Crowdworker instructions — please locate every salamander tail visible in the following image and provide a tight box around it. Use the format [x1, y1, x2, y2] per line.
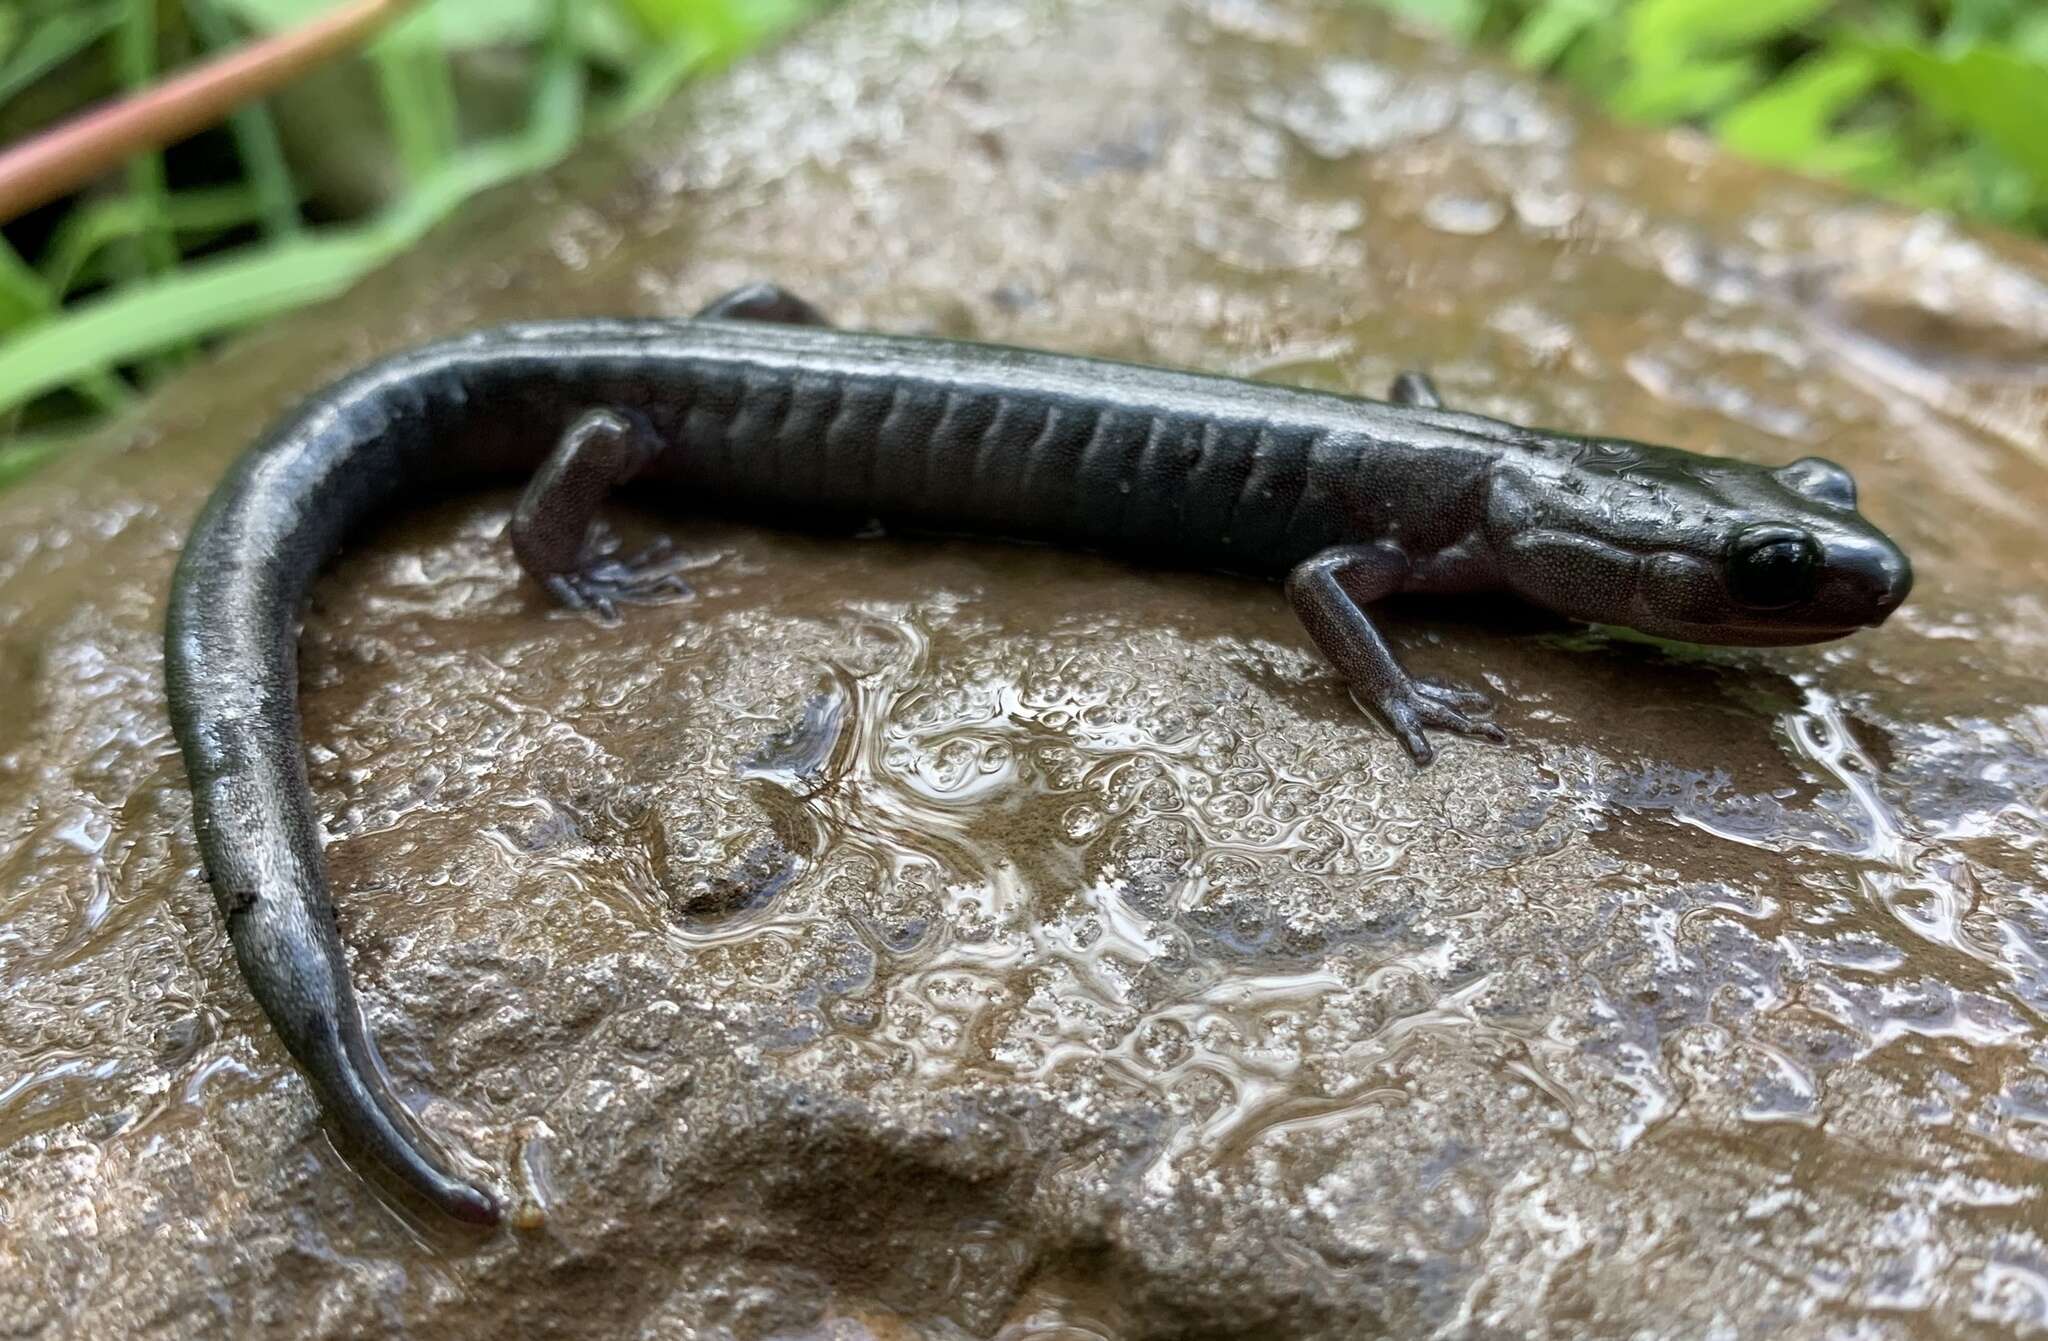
[294, 989, 502, 1225]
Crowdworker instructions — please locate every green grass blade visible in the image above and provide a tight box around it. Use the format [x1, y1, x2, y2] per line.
[0, 237, 52, 329]
[184, 0, 304, 238]
[1876, 42, 2048, 186]
[371, 40, 454, 185]
[1714, 50, 1892, 178]
[41, 187, 268, 296]
[113, 0, 181, 280]
[0, 4, 124, 107]
[0, 233, 382, 415]
[604, 36, 709, 127]
[1508, 0, 1618, 71]
[1624, 0, 1832, 71]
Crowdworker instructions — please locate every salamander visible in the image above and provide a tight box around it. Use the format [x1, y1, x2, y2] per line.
[163, 284, 1913, 1224]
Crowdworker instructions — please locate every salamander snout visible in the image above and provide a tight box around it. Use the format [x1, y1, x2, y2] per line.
[1838, 536, 1913, 626]
[1670, 512, 1912, 645]
[1709, 520, 1914, 642]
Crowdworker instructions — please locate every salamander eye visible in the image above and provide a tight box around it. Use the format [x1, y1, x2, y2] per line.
[1727, 525, 1822, 609]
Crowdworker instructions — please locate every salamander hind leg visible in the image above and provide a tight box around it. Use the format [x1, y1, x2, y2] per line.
[510, 408, 689, 621]
[1285, 543, 1505, 765]
[694, 282, 832, 326]
[1388, 371, 1445, 408]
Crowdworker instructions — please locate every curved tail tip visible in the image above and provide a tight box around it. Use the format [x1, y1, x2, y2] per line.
[355, 1102, 503, 1227]
[438, 1179, 503, 1226]
[346, 1090, 504, 1227]
[360, 1101, 504, 1227]
[306, 1019, 504, 1227]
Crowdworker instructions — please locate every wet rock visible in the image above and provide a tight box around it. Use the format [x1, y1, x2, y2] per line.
[3, 0, 2048, 1336]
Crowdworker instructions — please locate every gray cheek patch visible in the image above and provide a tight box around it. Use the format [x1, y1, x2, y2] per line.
[1503, 528, 1640, 579]
[1635, 551, 1717, 624]
[1501, 529, 1644, 621]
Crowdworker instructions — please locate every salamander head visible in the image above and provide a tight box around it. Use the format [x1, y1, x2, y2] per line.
[1484, 440, 1912, 647]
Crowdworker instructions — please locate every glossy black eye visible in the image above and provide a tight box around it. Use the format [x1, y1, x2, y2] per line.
[1727, 526, 1822, 609]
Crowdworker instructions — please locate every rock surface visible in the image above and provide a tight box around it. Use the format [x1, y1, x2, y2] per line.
[5, 0, 2048, 1336]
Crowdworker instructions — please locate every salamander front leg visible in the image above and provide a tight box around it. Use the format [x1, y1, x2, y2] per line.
[509, 408, 687, 620]
[1286, 543, 1505, 765]
[1388, 371, 1445, 408]
[695, 282, 831, 326]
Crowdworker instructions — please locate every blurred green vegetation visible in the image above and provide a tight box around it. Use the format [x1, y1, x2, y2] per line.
[0, 0, 819, 486]
[1362, 0, 2048, 232]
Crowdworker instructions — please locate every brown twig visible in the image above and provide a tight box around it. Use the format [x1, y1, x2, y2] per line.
[0, 0, 424, 224]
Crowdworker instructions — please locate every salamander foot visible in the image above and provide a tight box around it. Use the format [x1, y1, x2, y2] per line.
[541, 538, 691, 622]
[694, 282, 831, 326]
[1388, 371, 1445, 408]
[1286, 542, 1508, 766]
[1371, 676, 1507, 766]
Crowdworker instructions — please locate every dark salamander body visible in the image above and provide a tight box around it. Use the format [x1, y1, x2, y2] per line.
[164, 285, 1912, 1224]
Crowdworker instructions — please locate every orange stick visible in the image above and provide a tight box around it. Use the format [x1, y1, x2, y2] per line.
[0, 0, 423, 223]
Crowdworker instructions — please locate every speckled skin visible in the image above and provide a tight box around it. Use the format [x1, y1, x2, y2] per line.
[163, 287, 1912, 1225]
